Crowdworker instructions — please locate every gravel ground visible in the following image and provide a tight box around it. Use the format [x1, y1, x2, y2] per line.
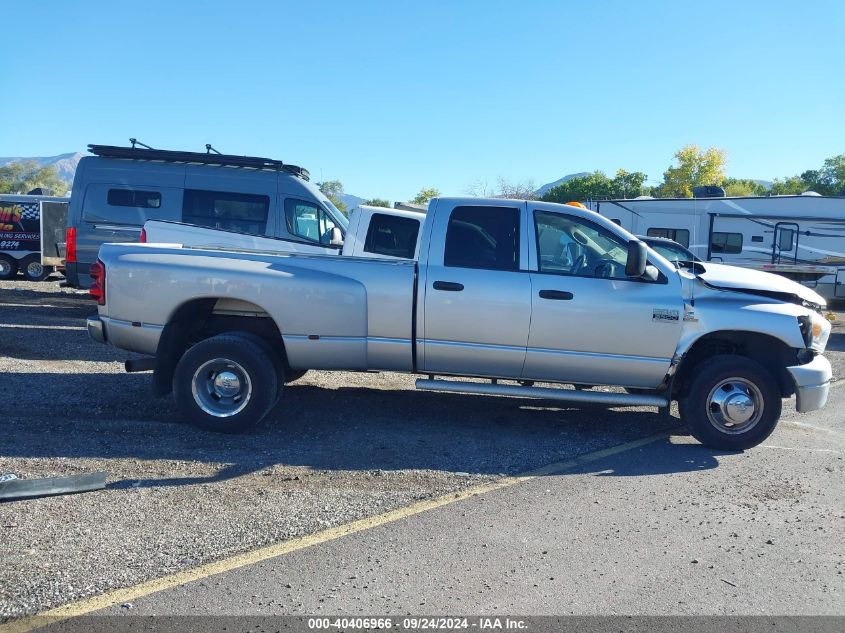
[0, 278, 691, 619]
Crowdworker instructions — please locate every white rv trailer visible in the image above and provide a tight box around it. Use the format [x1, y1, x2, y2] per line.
[587, 194, 845, 301]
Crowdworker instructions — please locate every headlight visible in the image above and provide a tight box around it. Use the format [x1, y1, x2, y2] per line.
[798, 312, 831, 352]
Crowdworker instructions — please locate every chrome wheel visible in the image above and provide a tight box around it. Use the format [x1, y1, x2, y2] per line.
[26, 261, 44, 278]
[0, 260, 12, 276]
[706, 377, 764, 434]
[191, 358, 253, 418]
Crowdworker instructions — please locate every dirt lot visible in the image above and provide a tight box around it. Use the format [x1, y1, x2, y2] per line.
[1, 277, 843, 619]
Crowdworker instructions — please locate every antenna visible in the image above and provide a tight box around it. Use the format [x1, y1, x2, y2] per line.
[129, 138, 154, 150]
[205, 144, 222, 155]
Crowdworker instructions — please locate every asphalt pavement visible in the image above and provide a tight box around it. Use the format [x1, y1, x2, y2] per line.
[96, 384, 845, 617]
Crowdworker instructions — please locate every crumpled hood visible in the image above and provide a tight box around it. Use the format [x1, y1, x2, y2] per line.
[694, 262, 826, 308]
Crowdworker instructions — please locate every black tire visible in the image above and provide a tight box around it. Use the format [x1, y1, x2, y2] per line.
[679, 354, 782, 451]
[20, 255, 51, 281]
[0, 254, 19, 280]
[173, 333, 278, 433]
[221, 331, 290, 406]
[285, 369, 308, 383]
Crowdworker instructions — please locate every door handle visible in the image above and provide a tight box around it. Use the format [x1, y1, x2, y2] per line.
[538, 290, 574, 300]
[433, 281, 464, 292]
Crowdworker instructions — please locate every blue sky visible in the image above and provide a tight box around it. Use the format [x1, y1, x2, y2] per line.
[1, 0, 843, 201]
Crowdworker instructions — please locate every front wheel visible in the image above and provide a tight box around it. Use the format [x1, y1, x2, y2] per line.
[173, 334, 278, 433]
[679, 354, 782, 451]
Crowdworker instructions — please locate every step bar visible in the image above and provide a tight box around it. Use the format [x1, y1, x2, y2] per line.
[415, 378, 669, 407]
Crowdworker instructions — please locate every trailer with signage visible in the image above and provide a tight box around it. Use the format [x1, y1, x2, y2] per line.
[0, 193, 68, 281]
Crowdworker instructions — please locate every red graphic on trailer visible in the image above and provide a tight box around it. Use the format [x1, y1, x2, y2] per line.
[0, 202, 40, 251]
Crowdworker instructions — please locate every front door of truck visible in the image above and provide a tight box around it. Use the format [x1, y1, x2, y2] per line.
[523, 204, 682, 389]
[421, 203, 532, 377]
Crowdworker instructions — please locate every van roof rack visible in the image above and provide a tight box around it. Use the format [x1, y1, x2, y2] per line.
[87, 143, 310, 181]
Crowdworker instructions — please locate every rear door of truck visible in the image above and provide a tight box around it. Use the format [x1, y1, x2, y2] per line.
[418, 200, 532, 377]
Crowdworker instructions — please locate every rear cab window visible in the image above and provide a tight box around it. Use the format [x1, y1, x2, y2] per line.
[444, 206, 520, 271]
[364, 213, 420, 259]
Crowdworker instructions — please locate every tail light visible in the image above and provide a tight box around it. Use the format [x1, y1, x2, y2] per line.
[139, 227, 147, 243]
[89, 260, 106, 305]
[65, 227, 77, 263]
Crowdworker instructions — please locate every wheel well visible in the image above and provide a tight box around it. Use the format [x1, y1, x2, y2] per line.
[153, 298, 287, 397]
[673, 331, 799, 399]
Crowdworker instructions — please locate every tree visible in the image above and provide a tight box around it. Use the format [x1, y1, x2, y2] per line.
[769, 154, 845, 196]
[0, 160, 69, 196]
[542, 171, 613, 203]
[495, 176, 538, 200]
[722, 178, 768, 197]
[655, 145, 727, 198]
[318, 179, 347, 214]
[820, 154, 845, 194]
[410, 187, 440, 205]
[541, 169, 647, 203]
[769, 175, 806, 195]
[364, 198, 391, 208]
[611, 169, 647, 198]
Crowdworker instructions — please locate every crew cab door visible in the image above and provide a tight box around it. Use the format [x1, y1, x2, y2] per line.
[420, 202, 532, 377]
[524, 203, 682, 388]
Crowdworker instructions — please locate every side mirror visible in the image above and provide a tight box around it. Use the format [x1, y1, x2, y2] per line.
[625, 240, 648, 277]
[329, 227, 344, 247]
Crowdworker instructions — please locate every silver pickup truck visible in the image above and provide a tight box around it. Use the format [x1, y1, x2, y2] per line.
[87, 197, 833, 450]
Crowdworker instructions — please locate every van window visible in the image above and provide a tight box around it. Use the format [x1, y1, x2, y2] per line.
[710, 232, 743, 254]
[364, 213, 420, 259]
[108, 189, 161, 209]
[646, 227, 690, 247]
[284, 198, 339, 245]
[444, 206, 519, 271]
[182, 189, 269, 234]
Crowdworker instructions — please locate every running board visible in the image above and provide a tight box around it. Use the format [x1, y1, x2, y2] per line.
[415, 378, 669, 407]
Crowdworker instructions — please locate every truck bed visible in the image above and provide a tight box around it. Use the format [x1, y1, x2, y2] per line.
[96, 242, 417, 371]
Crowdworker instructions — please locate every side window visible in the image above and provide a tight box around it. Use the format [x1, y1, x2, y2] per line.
[444, 206, 519, 271]
[778, 228, 795, 251]
[711, 232, 743, 254]
[364, 213, 420, 259]
[108, 189, 161, 209]
[182, 189, 269, 234]
[534, 210, 630, 279]
[284, 199, 338, 245]
[647, 227, 690, 247]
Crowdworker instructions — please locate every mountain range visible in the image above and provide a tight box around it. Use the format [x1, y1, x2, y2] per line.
[0, 152, 84, 184]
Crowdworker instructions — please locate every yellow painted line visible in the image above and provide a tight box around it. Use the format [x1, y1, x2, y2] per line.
[1, 432, 668, 633]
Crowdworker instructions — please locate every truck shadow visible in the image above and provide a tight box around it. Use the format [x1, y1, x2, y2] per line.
[1, 372, 723, 487]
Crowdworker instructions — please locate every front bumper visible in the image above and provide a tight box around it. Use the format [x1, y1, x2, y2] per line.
[787, 354, 832, 413]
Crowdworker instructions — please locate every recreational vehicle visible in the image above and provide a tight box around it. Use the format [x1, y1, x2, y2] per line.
[588, 194, 845, 301]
